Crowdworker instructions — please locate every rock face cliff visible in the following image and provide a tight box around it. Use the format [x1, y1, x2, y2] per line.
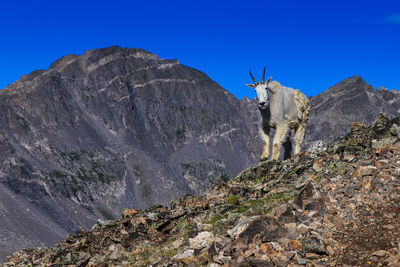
[306, 75, 400, 145]
[0, 46, 260, 261]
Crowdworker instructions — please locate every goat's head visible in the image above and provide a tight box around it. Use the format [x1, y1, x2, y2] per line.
[245, 67, 272, 109]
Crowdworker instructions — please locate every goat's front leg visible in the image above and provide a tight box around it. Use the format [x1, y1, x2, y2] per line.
[272, 124, 290, 161]
[260, 124, 270, 161]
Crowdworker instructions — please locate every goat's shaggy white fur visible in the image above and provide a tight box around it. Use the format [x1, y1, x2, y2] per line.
[246, 69, 310, 160]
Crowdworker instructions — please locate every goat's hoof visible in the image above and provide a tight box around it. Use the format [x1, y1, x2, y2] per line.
[260, 157, 269, 162]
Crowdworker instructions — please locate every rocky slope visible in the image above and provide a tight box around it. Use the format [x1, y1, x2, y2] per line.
[3, 115, 400, 266]
[0, 46, 260, 261]
[306, 75, 400, 145]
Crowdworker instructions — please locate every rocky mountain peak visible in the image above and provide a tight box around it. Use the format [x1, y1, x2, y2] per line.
[306, 75, 400, 145]
[331, 75, 366, 90]
[340, 74, 365, 85]
[311, 75, 369, 103]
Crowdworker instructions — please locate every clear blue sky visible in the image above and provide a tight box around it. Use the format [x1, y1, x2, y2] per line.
[0, 0, 399, 99]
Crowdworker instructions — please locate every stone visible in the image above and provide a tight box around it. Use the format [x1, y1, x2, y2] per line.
[372, 250, 387, 257]
[295, 175, 312, 189]
[122, 209, 140, 218]
[96, 219, 113, 226]
[353, 165, 378, 177]
[351, 121, 367, 132]
[197, 223, 212, 231]
[259, 243, 272, 253]
[132, 217, 150, 226]
[361, 177, 374, 190]
[238, 216, 288, 243]
[306, 252, 320, 259]
[297, 224, 309, 235]
[383, 224, 395, 230]
[239, 259, 274, 266]
[227, 216, 261, 239]
[108, 244, 127, 260]
[313, 159, 324, 172]
[308, 140, 328, 155]
[343, 153, 355, 162]
[189, 231, 215, 249]
[326, 245, 334, 255]
[302, 237, 326, 255]
[297, 257, 307, 265]
[166, 238, 185, 250]
[295, 183, 316, 209]
[285, 251, 296, 260]
[285, 223, 299, 239]
[288, 240, 302, 250]
[172, 249, 195, 262]
[377, 173, 391, 180]
[147, 213, 159, 220]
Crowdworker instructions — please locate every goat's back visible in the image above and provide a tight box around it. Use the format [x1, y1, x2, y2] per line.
[268, 81, 308, 127]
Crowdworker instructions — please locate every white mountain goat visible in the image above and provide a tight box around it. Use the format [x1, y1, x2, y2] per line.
[246, 68, 310, 161]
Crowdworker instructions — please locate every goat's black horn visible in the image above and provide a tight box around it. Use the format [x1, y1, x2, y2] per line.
[249, 70, 257, 85]
[262, 66, 266, 84]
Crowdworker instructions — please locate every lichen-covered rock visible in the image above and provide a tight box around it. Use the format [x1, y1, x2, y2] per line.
[308, 140, 328, 155]
[189, 231, 214, 249]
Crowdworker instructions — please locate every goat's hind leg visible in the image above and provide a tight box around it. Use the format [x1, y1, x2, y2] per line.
[294, 123, 306, 154]
[260, 125, 270, 161]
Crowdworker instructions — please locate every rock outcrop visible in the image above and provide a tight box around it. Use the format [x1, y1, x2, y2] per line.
[4, 116, 400, 266]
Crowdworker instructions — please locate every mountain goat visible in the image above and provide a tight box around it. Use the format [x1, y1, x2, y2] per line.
[246, 68, 310, 161]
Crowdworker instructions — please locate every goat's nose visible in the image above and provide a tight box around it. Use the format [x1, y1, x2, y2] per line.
[259, 102, 266, 106]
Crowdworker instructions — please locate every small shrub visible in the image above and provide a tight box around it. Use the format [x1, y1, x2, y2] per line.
[163, 249, 178, 258]
[221, 173, 230, 182]
[68, 151, 81, 161]
[208, 214, 222, 225]
[226, 195, 240, 205]
[176, 127, 186, 140]
[49, 170, 66, 178]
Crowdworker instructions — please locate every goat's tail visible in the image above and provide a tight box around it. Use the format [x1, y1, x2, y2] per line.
[294, 90, 310, 123]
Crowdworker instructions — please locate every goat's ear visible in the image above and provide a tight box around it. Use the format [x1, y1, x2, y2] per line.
[245, 84, 255, 88]
[266, 76, 273, 85]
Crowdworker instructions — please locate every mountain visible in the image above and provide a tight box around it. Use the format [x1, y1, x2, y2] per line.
[306, 75, 400, 145]
[0, 46, 260, 261]
[3, 116, 400, 266]
[0, 46, 399, 262]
